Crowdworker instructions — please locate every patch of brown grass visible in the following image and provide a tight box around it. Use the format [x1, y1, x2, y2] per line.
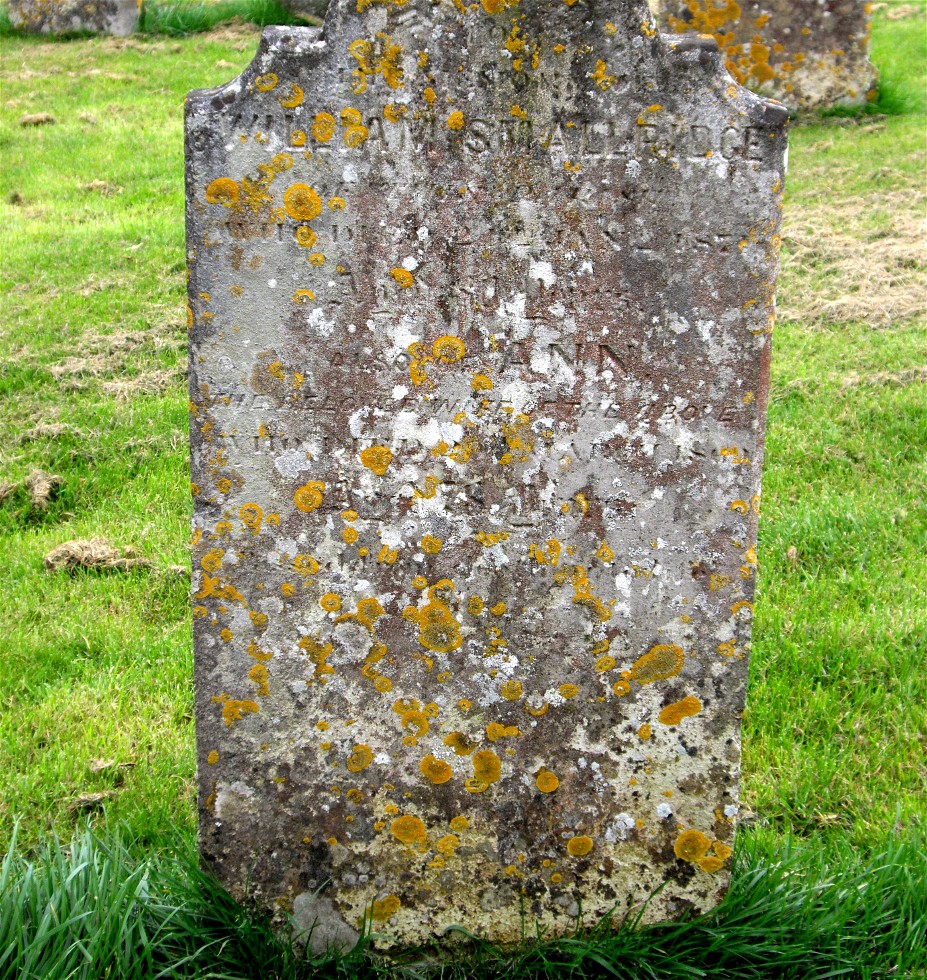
[17, 422, 82, 444]
[47, 322, 186, 393]
[0, 470, 64, 509]
[779, 187, 927, 327]
[25, 471, 63, 510]
[44, 538, 152, 573]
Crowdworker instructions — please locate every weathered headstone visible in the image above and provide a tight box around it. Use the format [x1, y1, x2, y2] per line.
[9, 0, 140, 35]
[186, 0, 786, 950]
[651, 0, 877, 111]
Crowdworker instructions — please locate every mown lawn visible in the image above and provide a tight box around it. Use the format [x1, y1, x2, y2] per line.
[0, 1, 925, 977]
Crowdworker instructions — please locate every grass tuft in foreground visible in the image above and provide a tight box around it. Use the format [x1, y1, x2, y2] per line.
[2, 824, 925, 979]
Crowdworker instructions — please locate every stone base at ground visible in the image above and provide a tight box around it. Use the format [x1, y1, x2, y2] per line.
[651, 0, 878, 110]
[9, 0, 140, 36]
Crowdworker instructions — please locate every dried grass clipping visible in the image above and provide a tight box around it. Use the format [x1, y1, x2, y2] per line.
[0, 470, 63, 509]
[26, 471, 63, 511]
[779, 185, 927, 328]
[44, 539, 152, 573]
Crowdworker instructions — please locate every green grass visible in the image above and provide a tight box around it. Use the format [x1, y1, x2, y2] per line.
[0, 0, 925, 975]
[3, 823, 925, 979]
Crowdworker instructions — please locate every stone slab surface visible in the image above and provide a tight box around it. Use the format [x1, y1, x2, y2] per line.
[186, 0, 787, 950]
[651, 0, 877, 110]
[9, 0, 139, 35]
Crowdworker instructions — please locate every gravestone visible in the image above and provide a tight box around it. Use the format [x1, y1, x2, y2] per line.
[9, 0, 140, 35]
[650, 0, 877, 111]
[186, 0, 787, 950]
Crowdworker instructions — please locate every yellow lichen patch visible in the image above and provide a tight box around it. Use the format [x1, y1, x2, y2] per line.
[312, 112, 335, 142]
[403, 580, 462, 653]
[390, 814, 427, 847]
[344, 125, 369, 147]
[444, 731, 476, 755]
[211, 693, 259, 728]
[371, 894, 400, 920]
[713, 841, 733, 861]
[475, 530, 509, 547]
[449, 815, 469, 831]
[447, 111, 464, 130]
[342, 527, 359, 544]
[255, 72, 278, 91]
[471, 372, 493, 390]
[613, 679, 631, 696]
[486, 722, 519, 742]
[205, 177, 239, 207]
[658, 695, 702, 726]
[294, 481, 325, 513]
[207, 750, 219, 765]
[320, 593, 342, 613]
[697, 855, 725, 873]
[567, 835, 594, 857]
[630, 644, 685, 685]
[432, 335, 466, 363]
[399, 709, 430, 743]
[592, 60, 616, 90]
[558, 683, 578, 699]
[595, 655, 617, 674]
[248, 664, 270, 696]
[389, 267, 414, 289]
[335, 597, 384, 631]
[384, 102, 408, 122]
[278, 83, 303, 108]
[570, 566, 612, 621]
[419, 754, 453, 784]
[299, 636, 334, 682]
[201, 548, 224, 573]
[360, 445, 393, 476]
[467, 596, 484, 615]
[499, 679, 523, 701]
[293, 553, 320, 577]
[465, 749, 501, 793]
[412, 575, 429, 589]
[529, 540, 562, 566]
[346, 744, 373, 772]
[673, 829, 712, 862]
[283, 183, 322, 221]
[637, 723, 652, 740]
[295, 225, 317, 249]
[490, 602, 506, 617]
[292, 289, 315, 303]
[436, 834, 459, 856]
[535, 768, 559, 793]
[377, 545, 399, 564]
[421, 534, 442, 554]
[596, 542, 615, 563]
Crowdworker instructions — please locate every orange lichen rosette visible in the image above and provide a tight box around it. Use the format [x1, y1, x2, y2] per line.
[283, 183, 322, 221]
[360, 445, 393, 476]
[294, 480, 325, 513]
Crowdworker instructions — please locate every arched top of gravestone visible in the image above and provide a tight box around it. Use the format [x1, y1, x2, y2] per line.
[187, 0, 788, 155]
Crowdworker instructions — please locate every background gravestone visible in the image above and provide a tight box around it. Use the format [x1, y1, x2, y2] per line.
[9, 0, 140, 35]
[650, 0, 878, 111]
[186, 0, 787, 949]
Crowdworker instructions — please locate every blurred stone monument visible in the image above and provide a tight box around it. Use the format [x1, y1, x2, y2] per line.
[9, 0, 140, 35]
[651, 0, 878, 110]
[186, 0, 787, 951]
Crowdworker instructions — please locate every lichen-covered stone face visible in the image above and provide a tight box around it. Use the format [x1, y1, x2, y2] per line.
[186, 0, 787, 951]
[651, 0, 877, 111]
[9, 0, 139, 35]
